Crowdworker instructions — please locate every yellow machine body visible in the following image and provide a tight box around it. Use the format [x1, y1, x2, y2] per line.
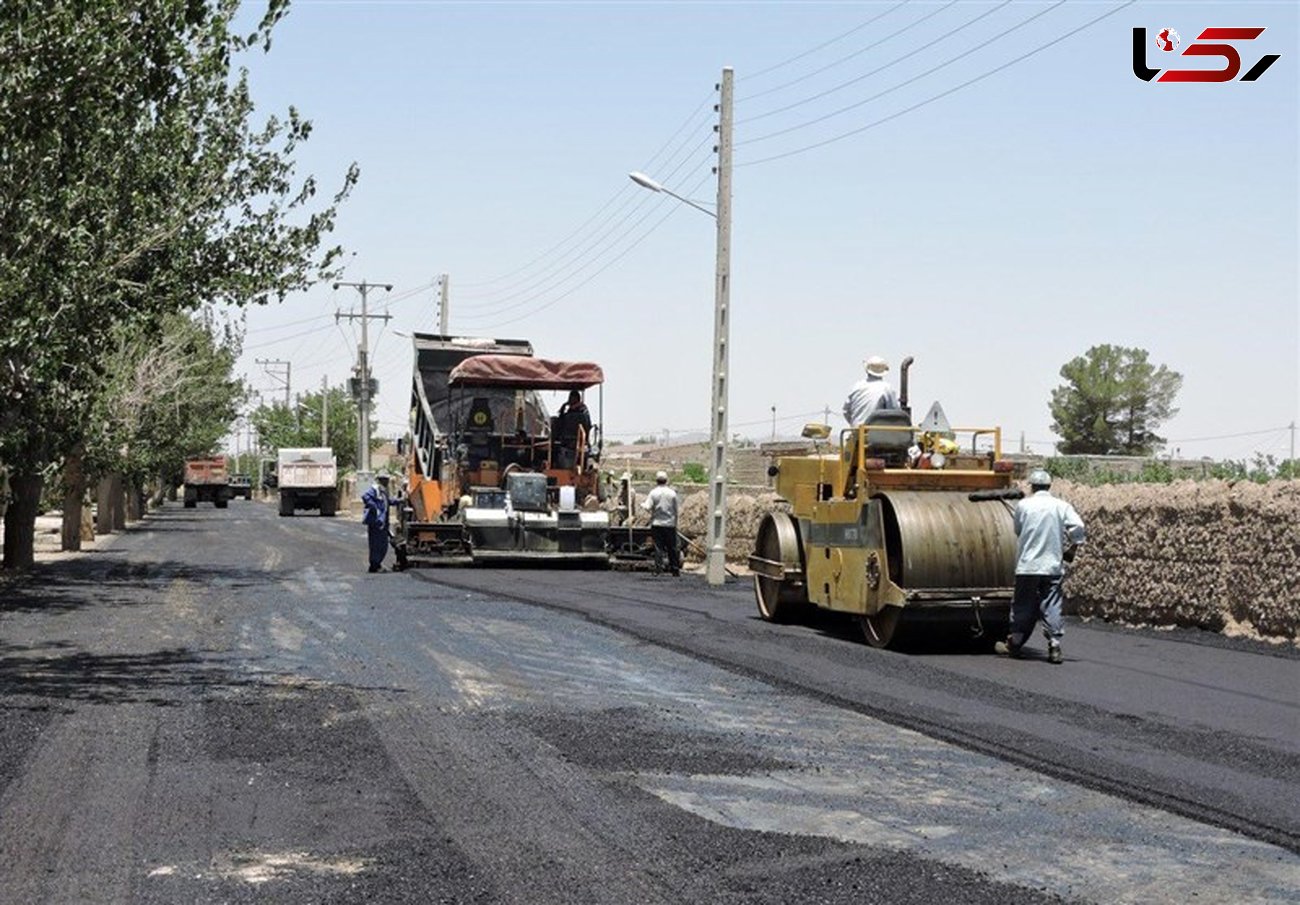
[750, 421, 1020, 648]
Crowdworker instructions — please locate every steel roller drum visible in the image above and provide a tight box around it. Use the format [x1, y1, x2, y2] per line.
[874, 490, 1017, 590]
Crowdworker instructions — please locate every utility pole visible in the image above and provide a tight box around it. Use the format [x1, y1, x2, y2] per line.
[771, 406, 776, 440]
[824, 405, 831, 425]
[335, 280, 392, 487]
[704, 66, 733, 587]
[438, 273, 450, 335]
[1290, 421, 1296, 466]
[256, 358, 291, 406]
[321, 375, 329, 447]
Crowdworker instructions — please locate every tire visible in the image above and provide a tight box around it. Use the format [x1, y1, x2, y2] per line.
[279, 492, 294, 517]
[183, 499, 196, 509]
[214, 497, 228, 509]
[319, 491, 336, 518]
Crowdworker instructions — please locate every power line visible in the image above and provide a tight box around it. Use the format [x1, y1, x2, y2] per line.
[467, 168, 718, 331]
[455, 145, 717, 317]
[738, 0, 1064, 148]
[738, 1, 1132, 168]
[741, 1, 909, 83]
[737, 0, 1004, 127]
[456, 91, 716, 294]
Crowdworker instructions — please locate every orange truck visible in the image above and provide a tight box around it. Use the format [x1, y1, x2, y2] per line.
[182, 456, 230, 509]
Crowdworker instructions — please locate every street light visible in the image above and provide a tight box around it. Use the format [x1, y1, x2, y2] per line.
[627, 66, 733, 585]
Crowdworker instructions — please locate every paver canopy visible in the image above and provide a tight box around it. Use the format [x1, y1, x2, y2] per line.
[448, 355, 604, 390]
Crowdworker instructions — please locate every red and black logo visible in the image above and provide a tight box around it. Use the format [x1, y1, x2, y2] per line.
[1133, 27, 1280, 82]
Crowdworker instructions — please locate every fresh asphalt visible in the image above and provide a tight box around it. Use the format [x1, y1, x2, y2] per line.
[1, 500, 1296, 904]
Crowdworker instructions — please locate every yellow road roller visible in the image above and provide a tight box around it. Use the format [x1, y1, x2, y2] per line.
[748, 361, 1022, 648]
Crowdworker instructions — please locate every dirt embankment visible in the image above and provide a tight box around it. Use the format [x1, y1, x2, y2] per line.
[651, 479, 1300, 643]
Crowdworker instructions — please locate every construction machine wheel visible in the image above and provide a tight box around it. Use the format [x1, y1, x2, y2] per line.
[753, 512, 807, 623]
[860, 606, 903, 649]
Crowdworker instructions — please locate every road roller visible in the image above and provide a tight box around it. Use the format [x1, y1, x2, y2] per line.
[748, 358, 1022, 649]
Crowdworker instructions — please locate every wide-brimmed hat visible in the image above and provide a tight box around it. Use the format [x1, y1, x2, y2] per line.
[655, 470, 668, 483]
[1028, 468, 1052, 487]
[864, 356, 889, 376]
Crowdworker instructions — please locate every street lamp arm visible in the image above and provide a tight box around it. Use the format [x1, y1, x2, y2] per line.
[628, 171, 716, 219]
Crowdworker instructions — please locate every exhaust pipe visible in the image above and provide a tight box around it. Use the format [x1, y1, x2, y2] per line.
[899, 355, 914, 413]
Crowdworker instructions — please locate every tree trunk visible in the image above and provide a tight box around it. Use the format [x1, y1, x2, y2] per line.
[61, 452, 86, 552]
[2, 471, 44, 571]
[97, 476, 116, 535]
[81, 500, 94, 542]
[111, 473, 126, 531]
[126, 481, 143, 521]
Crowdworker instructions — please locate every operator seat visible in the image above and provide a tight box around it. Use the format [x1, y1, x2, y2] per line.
[864, 408, 913, 465]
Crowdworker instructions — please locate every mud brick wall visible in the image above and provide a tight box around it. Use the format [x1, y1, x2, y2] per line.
[665, 480, 1300, 642]
[1052, 479, 1300, 641]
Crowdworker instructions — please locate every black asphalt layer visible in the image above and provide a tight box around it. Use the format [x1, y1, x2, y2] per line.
[1, 501, 1295, 903]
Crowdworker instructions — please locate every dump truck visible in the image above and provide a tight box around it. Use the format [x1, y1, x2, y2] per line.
[394, 333, 614, 567]
[182, 456, 230, 509]
[749, 357, 1020, 649]
[277, 448, 339, 516]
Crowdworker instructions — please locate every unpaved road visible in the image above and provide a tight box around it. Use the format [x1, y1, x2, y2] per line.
[1, 501, 1297, 903]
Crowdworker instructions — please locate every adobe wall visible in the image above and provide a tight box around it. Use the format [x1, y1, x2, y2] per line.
[662, 479, 1300, 643]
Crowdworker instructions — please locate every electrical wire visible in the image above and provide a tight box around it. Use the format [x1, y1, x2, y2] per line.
[737, 0, 1006, 127]
[455, 141, 718, 316]
[738, 1, 1133, 168]
[738, 0, 955, 108]
[740, 1, 909, 83]
[467, 168, 718, 331]
[738, 0, 1064, 147]
[456, 91, 717, 294]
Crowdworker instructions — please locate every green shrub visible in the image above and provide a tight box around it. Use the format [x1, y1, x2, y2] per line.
[680, 463, 707, 484]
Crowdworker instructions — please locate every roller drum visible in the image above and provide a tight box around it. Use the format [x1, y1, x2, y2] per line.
[874, 490, 1017, 591]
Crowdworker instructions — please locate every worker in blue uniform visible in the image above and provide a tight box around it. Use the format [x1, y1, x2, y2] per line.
[362, 474, 392, 573]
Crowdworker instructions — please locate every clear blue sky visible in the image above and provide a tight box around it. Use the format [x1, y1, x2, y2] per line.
[229, 0, 1298, 463]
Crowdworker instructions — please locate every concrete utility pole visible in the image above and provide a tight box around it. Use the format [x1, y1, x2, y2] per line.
[321, 375, 329, 447]
[705, 66, 733, 586]
[335, 280, 392, 488]
[438, 273, 450, 335]
[256, 358, 291, 406]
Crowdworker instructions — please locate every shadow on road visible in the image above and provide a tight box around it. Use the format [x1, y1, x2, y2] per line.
[1, 554, 286, 615]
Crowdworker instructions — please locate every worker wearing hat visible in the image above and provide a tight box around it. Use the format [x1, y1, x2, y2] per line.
[641, 470, 681, 577]
[997, 468, 1086, 664]
[843, 355, 900, 426]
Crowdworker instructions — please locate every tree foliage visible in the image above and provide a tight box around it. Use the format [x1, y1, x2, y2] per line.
[1049, 345, 1183, 456]
[0, 0, 356, 567]
[88, 310, 248, 488]
[250, 385, 367, 470]
[0, 0, 355, 465]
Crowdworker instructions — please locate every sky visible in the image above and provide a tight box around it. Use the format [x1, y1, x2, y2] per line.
[226, 0, 1298, 464]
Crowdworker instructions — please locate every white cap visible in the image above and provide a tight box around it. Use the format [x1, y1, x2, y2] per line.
[655, 470, 668, 483]
[864, 356, 889, 375]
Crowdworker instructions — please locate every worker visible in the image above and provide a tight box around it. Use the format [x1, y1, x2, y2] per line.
[843, 356, 899, 425]
[641, 470, 681, 577]
[362, 474, 392, 573]
[997, 468, 1086, 664]
[558, 390, 592, 439]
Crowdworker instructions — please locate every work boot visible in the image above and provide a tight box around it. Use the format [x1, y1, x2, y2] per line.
[994, 639, 1019, 658]
[1048, 643, 1063, 665]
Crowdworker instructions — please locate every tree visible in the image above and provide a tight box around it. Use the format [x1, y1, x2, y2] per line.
[1049, 345, 1183, 455]
[250, 385, 368, 470]
[0, 1, 356, 568]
